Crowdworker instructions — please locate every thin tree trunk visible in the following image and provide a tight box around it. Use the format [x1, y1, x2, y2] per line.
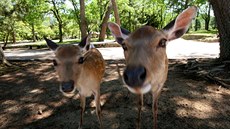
[111, 0, 120, 25]
[12, 31, 16, 44]
[98, 2, 112, 41]
[209, 0, 230, 61]
[79, 0, 87, 39]
[0, 45, 12, 66]
[32, 23, 36, 42]
[207, 2, 211, 31]
[3, 32, 10, 50]
[195, 11, 199, 31]
[51, 0, 63, 42]
[58, 22, 63, 42]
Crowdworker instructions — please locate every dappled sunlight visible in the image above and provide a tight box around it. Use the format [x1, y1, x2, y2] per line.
[1, 60, 229, 129]
[90, 93, 112, 108]
[29, 88, 44, 94]
[174, 97, 217, 119]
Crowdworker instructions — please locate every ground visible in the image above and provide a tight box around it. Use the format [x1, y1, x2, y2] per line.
[0, 59, 229, 129]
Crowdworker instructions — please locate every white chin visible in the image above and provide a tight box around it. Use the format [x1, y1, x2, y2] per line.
[59, 87, 76, 97]
[126, 84, 152, 94]
[140, 84, 152, 94]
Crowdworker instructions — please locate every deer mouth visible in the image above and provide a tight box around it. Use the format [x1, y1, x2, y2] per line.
[126, 83, 152, 94]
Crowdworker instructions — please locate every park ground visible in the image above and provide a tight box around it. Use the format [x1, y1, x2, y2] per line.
[0, 34, 230, 129]
[0, 59, 230, 129]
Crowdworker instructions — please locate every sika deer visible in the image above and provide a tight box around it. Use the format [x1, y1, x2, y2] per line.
[44, 34, 105, 129]
[108, 6, 197, 129]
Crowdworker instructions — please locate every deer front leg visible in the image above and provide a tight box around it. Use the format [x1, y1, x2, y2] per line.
[137, 94, 143, 129]
[79, 95, 86, 129]
[94, 90, 103, 129]
[152, 94, 159, 129]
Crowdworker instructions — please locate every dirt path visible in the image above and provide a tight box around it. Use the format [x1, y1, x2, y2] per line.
[0, 60, 230, 129]
[4, 38, 219, 60]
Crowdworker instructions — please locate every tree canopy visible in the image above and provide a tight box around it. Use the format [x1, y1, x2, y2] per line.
[0, 0, 216, 43]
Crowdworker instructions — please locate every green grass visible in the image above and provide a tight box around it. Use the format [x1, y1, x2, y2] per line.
[182, 29, 219, 42]
[188, 29, 218, 35]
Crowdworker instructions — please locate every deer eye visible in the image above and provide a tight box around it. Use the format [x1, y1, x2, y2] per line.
[78, 57, 84, 64]
[158, 39, 167, 48]
[53, 60, 58, 66]
[121, 43, 128, 51]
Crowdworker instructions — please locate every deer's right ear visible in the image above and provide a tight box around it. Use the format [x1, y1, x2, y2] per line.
[163, 6, 198, 41]
[44, 37, 59, 51]
[108, 22, 130, 45]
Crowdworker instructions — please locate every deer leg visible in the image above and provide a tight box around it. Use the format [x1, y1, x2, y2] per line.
[137, 94, 143, 129]
[94, 90, 103, 129]
[152, 94, 158, 129]
[79, 95, 86, 129]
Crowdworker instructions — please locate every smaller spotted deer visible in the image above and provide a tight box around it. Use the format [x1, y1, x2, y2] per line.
[45, 34, 105, 129]
[108, 6, 197, 129]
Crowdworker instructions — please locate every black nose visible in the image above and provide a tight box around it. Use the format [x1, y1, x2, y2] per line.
[61, 80, 74, 93]
[123, 66, 146, 88]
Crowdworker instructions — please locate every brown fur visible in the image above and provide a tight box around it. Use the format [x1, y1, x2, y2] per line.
[54, 45, 105, 128]
[108, 6, 197, 129]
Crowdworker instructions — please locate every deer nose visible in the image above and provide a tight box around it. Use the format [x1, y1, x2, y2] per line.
[123, 66, 146, 88]
[61, 80, 74, 93]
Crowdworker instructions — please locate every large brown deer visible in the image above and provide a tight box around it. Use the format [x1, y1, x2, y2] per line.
[108, 6, 197, 129]
[44, 34, 105, 129]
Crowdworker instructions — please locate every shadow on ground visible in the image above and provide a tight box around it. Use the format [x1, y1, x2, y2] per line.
[0, 60, 229, 129]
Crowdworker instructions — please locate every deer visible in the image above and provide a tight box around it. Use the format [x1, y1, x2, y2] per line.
[44, 34, 105, 129]
[108, 6, 197, 129]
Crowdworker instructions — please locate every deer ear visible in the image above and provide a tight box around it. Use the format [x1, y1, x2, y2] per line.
[108, 22, 130, 45]
[163, 6, 198, 41]
[79, 33, 91, 52]
[44, 37, 59, 51]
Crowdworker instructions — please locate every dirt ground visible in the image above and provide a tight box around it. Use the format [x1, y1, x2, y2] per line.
[0, 60, 230, 129]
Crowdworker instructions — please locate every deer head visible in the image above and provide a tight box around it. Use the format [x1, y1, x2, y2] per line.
[44, 34, 92, 94]
[108, 6, 198, 95]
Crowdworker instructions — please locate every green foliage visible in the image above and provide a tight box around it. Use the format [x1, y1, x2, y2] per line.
[0, 0, 217, 42]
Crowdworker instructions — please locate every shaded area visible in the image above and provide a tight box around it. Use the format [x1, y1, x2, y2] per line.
[0, 60, 230, 129]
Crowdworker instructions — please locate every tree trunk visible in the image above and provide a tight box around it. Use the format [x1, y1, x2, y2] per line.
[79, 0, 88, 39]
[12, 31, 16, 44]
[209, 0, 230, 61]
[111, 0, 120, 26]
[3, 32, 10, 50]
[0, 45, 11, 66]
[98, 2, 112, 41]
[58, 22, 63, 42]
[51, 0, 63, 43]
[32, 23, 36, 42]
[205, 3, 211, 31]
[195, 11, 199, 31]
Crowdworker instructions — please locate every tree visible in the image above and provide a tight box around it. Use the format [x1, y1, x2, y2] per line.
[98, 1, 112, 41]
[111, 0, 120, 25]
[50, 0, 65, 42]
[209, 0, 230, 61]
[200, 2, 211, 30]
[79, 0, 88, 39]
[21, 0, 48, 42]
[0, 45, 11, 66]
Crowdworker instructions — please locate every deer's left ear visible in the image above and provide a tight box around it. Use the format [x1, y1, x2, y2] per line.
[163, 6, 198, 41]
[79, 33, 91, 52]
[44, 37, 59, 51]
[108, 22, 130, 45]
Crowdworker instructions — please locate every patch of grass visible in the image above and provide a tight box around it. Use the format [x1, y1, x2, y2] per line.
[182, 30, 219, 42]
[189, 29, 218, 35]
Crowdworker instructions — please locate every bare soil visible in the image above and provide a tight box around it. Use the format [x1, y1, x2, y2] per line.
[0, 60, 230, 129]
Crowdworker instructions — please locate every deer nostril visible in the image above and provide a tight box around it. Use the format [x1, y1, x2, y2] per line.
[123, 72, 128, 83]
[61, 80, 74, 93]
[123, 66, 146, 88]
[139, 67, 146, 81]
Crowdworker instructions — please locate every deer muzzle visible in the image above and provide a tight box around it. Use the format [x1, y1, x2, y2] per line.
[61, 80, 74, 93]
[123, 65, 146, 87]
